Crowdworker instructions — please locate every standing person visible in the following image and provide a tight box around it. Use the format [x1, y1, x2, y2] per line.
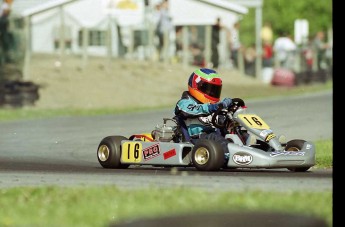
[302, 36, 314, 71]
[228, 21, 241, 69]
[273, 31, 296, 69]
[0, 0, 13, 63]
[262, 40, 273, 67]
[261, 21, 274, 68]
[261, 21, 273, 45]
[313, 31, 330, 71]
[244, 44, 256, 77]
[155, 0, 173, 61]
[211, 17, 222, 69]
[174, 25, 183, 60]
[261, 40, 274, 83]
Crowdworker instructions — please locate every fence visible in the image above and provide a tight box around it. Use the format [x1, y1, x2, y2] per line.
[1, 15, 332, 86]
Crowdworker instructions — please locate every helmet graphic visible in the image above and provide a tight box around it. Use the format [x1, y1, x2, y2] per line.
[188, 68, 222, 104]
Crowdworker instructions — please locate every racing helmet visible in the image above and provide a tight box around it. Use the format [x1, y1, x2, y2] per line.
[188, 68, 222, 104]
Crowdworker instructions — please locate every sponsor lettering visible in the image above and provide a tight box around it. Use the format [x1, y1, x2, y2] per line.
[187, 104, 202, 111]
[163, 149, 177, 160]
[270, 151, 305, 157]
[143, 143, 160, 161]
[232, 152, 253, 165]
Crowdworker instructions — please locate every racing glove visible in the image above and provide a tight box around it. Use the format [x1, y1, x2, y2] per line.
[221, 98, 232, 109]
[208, 98, 232, 113]
[208, 103, 218, 113]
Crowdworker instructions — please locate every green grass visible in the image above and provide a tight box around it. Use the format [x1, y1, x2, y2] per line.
[0, 140, 333, 227]
[0, 187, 332, 227]
[0, 104, 179, 122]
[314, 140, 333, 169]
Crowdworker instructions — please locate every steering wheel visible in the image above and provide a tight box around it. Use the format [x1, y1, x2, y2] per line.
[211, 98, 245, 129]
[229, 98, 245, 113]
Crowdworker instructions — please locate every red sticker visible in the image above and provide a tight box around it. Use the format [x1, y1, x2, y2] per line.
[163, 149, 176, 160]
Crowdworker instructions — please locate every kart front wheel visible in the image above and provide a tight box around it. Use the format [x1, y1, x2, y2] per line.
[285, 139, 310, 172]
[192, 139, 225, 171]
[97, 136, 130, 169]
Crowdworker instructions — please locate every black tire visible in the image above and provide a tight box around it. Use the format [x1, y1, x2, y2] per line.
[285, 139, 310, 172]
[18, 81, 39, 106]
[97, 136, 130, 169]
[191, 139, 225, 171]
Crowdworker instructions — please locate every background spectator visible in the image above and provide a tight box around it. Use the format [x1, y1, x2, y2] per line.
[211, 17, 222, 69]
[0, 0, 13, 63]
[273, 31, 296, 69]
[155, 0, 173, 61]
[262, 40, 273, 67]
[244, 44, 256, 77]
[261, 21, 273, 68]
[229, 21, 241, 69]
[301, 36, 314, 72]
[313, 31, 330, 71]
[261, 21, 273, 45]
[190, 43, 204, 67]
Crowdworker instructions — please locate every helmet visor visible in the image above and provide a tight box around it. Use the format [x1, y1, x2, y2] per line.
[197, 80, 222, 99]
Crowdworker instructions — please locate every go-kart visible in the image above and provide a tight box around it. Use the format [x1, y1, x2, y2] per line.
[97, 98, 315, 172]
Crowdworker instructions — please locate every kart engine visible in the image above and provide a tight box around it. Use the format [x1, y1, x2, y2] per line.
[151, 118, 177, 142]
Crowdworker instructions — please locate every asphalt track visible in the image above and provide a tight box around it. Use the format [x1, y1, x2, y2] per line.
[0, 90, 332, 191]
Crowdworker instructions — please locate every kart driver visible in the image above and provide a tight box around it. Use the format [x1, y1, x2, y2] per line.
[174, 68, 232, 159]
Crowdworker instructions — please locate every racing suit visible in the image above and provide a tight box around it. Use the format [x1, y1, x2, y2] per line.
[174, 91, 230, 161]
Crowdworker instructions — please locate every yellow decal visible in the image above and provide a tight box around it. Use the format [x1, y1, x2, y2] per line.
[130, 133, 154, 142]
[238, 114, 270, 129]
[121, 142, 142, 163]
[116, 0, 138, 10]
[141, 133, 153, 141]
[265, 133, 276, 142]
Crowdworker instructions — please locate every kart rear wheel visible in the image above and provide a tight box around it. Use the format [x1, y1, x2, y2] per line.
[192, 139, 224, 171]
[285, 139, 310, 172]
[97, 136, 130, 169]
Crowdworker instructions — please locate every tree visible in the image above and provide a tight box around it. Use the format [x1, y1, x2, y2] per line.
[239, 0, 332, 47]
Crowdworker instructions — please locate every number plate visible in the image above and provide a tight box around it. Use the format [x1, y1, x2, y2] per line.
[238, 114, 270, 130]
[121, 142, 143, 163]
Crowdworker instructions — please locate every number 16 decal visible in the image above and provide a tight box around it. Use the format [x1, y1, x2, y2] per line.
[238, 114, 270, 129]
[121, 142, 143, 163]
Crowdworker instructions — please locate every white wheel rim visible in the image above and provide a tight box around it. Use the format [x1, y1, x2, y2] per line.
[98, 145, 110, 162]
[194, 147, 209, 165]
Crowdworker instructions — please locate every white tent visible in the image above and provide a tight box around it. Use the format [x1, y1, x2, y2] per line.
[20, 0, 139, 55]
[14, 0, 247, 55]
[171, 0, 247, 30]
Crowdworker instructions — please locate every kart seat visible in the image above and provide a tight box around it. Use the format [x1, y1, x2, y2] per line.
[173, 115, 222, 145]
[173, 115, 193, 143]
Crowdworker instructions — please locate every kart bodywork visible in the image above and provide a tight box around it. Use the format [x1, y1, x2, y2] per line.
[97, 98, 315, 172]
